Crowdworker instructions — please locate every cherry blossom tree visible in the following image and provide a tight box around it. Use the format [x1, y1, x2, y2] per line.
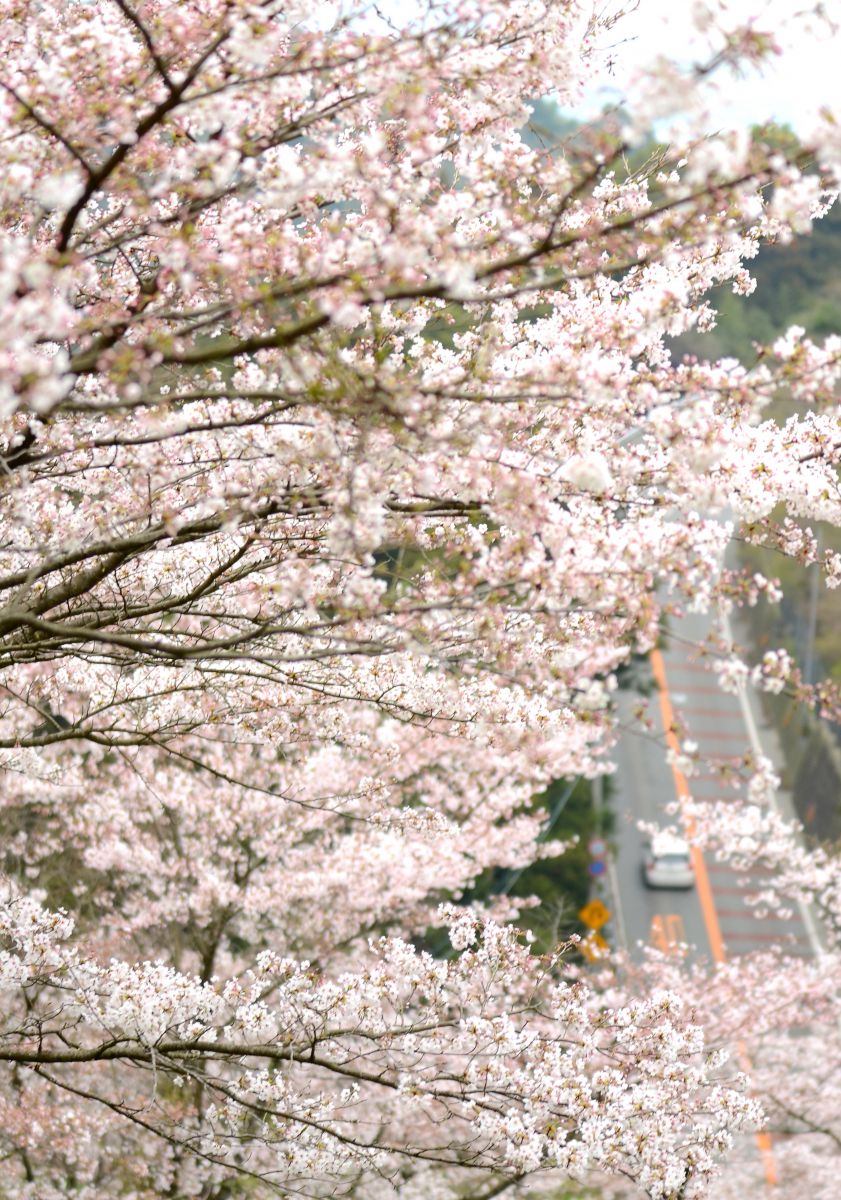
[1, 0, 841, 1195]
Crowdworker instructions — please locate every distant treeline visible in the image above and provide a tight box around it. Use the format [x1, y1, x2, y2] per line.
[673, 144, 841, 361]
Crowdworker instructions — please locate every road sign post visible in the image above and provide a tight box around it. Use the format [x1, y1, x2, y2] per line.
[581, 825, 612, 955]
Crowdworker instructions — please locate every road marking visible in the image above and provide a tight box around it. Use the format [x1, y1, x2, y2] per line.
[678, 705, 743, 718]
[650, 647, 778, 1189]
[650, 915, 667, 953]
[650, 913, 686, 955]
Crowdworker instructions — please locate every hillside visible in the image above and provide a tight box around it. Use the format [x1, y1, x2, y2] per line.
[674, 192, 841, 363]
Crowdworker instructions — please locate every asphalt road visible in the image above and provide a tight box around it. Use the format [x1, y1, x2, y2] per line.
[597, 606, 824, 1194]
[607, 607, 820, 965]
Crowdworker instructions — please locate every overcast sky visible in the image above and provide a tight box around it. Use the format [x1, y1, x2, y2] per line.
[365, 0, 838, 133]
[584, 0, 840, 133]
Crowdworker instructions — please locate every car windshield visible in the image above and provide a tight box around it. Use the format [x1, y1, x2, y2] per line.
[655, 853, 690, 867]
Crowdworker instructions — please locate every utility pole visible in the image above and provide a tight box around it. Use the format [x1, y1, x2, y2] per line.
[804, 526, 822, 687]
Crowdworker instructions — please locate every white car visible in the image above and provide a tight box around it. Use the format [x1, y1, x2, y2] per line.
[642, 833, 695, 889]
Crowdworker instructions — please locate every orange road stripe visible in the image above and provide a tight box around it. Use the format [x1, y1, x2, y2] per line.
[755, 1130, 778, 1185]
[650, 648, 778, 1188]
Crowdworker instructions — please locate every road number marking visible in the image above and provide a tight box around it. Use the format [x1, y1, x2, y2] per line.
[650, 913, 686, 955]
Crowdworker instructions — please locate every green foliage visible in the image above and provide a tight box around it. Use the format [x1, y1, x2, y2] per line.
[503, 777, 614, 954]
[419, 777, 614, 960]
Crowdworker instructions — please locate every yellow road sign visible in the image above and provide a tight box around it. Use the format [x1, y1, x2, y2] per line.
[579, 931, 609, 962]
[579, 899, 611, 930]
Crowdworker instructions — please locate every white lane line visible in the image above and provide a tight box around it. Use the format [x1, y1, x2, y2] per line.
[720, 608, 825, 959]
[592, 773, 629, 953]
[606, 846, 629, 953]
